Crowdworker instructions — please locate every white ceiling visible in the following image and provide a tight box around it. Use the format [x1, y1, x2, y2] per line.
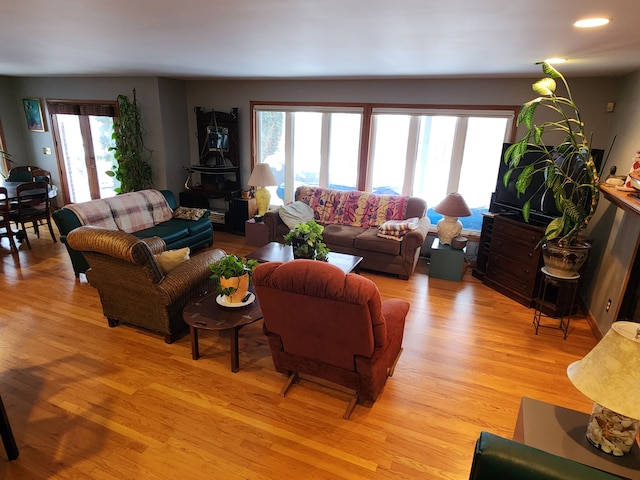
[2, 0, 640, 79]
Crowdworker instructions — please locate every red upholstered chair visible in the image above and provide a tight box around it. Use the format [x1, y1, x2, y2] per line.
[253, 260, 409, 419]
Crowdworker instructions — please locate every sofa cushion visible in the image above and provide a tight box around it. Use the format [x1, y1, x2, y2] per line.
[354, 228, 402, 256]
[133, 224, 189, 244]
[162, 217, 211, 236]
[322, 224, 367, 248]
[278, 201, 314, 229]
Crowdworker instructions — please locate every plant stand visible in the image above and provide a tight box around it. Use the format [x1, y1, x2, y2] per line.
[532, 267, 580, 339]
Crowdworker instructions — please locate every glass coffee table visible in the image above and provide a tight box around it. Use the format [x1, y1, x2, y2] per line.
[246, 242, 363, 274]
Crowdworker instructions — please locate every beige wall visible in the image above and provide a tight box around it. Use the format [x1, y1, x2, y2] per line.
[185, 76, 619, 186]
[583, 70, 640, 333]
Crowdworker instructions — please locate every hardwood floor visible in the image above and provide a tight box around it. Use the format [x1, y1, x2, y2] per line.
[0, 227, 600, 479]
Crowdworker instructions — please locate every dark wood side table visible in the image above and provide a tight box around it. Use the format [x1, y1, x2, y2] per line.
[182, 287, 263, 372]
[245, 218, 270, 247]
[514, 397, 640, 479]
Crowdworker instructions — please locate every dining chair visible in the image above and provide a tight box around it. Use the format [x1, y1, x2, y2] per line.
[6, 166, 33, 183]
[10, 181, 56, 249]
[0, 187, 18, 253]
[30, 168, 52, 184]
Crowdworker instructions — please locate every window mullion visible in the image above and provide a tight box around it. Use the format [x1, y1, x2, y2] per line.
[284, 112, 295, 204]
[447, 118, 468, 193]
[320, 113, 330, 188]
[403, 116, 420, 196]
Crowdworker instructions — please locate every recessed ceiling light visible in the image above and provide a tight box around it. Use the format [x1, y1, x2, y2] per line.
[574, 17, 611, 28]
[545, 58, 567, 64]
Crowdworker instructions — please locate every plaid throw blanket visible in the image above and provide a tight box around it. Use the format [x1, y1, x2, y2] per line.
[66, 190, 173, 233]
[296, 186, 409, 228]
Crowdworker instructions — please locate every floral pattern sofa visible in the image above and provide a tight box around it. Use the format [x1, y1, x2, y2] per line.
[263, 186, 429, 279]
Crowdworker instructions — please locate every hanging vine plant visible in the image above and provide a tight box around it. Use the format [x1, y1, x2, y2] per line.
[107, 88, 153, 193]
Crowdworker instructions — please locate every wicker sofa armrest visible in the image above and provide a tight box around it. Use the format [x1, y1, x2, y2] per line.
[157, 248, 226, 302]
[142, 236, 167, 255]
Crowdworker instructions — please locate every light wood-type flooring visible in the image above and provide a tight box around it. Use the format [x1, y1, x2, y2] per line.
[0, 226, 600, 479]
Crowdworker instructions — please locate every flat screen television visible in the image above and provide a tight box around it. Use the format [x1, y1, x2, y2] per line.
[489, 142, 604, 226]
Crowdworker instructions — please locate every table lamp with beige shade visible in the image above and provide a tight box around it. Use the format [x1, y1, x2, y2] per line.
[433, 192, 472, 245]
[567, 321, 640, 456]
[247, 163, 277, 217]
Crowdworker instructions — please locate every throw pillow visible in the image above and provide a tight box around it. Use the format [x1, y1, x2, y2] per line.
[155, 247, 190, 274]
[173, 206, 207, 221]
[278, 201, 314, 229]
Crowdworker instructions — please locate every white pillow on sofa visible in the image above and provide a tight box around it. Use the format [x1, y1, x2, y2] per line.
[278, 201, 314, 229]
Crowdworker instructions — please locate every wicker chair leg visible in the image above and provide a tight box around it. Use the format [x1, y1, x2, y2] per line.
[107, 317, 119, 328]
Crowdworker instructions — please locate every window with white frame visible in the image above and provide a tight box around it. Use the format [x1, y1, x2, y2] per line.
[252, 103, 515, 233]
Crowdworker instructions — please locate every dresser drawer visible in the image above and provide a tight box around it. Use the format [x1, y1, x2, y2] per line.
[486, 266, 537, 298]
[493, 223, 541, 249]
[488, 250, 539, 280]
[490, 236, 540, 264]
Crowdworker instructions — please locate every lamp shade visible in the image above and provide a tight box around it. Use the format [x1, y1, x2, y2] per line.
[247, 163, 277, 188]
[433, 192, 472, 217]
[567, 321, 640, 420]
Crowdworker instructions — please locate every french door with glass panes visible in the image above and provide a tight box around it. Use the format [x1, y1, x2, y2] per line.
[48, 100, 120, 205]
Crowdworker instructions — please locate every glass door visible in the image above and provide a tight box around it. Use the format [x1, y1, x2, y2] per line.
[48, 100, 119, 205]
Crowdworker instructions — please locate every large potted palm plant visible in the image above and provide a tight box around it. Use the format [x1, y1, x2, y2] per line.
[504, 62, 600, 277]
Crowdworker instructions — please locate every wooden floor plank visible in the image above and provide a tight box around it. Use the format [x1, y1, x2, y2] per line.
[0, 227, 600, 478]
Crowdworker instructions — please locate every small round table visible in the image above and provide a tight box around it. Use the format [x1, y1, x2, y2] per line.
[532, 267, 580, 340]
[182, 287, 263, 372]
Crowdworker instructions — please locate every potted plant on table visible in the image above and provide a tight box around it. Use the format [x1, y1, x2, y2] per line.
[209, 254, 258, 304]
[283, 220, 330, 261]
[503, 62, 601, 277]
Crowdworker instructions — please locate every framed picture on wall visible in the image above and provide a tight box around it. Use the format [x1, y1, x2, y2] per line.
[22, 98, 46, 132]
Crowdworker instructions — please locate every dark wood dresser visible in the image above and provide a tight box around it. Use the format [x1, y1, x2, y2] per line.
[483, 214, 545, 308]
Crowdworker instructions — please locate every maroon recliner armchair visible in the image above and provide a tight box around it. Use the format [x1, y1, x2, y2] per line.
[253, 260, 409, 419]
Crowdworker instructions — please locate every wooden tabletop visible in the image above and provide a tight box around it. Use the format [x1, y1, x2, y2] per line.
[182, 287, 263, 332]
[247, 242, 363, 274]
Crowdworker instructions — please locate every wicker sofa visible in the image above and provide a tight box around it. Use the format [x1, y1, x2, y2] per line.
[66, 226, 225, 343]
[263, 186, 429, 279]
[53, 189, 213, 278]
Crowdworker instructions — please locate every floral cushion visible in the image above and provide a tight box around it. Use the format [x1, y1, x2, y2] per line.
[173, 206, 208, 221]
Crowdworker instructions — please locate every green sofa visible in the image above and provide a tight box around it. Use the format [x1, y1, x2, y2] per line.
[469, 432, 621, 480]
[53, 189, 213, 278]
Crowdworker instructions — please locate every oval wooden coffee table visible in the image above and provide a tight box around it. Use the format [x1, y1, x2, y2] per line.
[182, 287, 263, 372]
